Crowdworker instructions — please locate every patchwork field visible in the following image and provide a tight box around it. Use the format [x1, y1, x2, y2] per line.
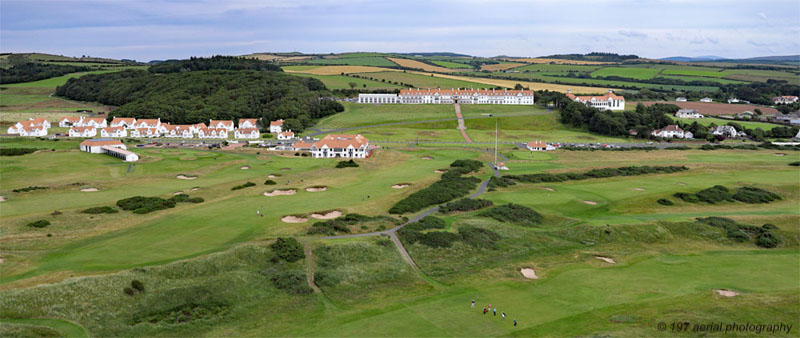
[287, 73, 403, 90]
[388, 57, 463, 73]
[283, 65, 400, 75]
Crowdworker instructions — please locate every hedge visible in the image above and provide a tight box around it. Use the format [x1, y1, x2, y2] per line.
[0, 148, 39, 156]
[479, 203, 543, 227]
[439, 198, 494, 214]
[231, 182, 256, 190]
[389, 160, 483, 214]
[12, 186, 47, 193]
[503, 166, 687, 184]
[81, 206, 119, 214]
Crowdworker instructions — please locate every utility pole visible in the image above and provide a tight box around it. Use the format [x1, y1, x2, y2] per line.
[494, 119, 498, 166]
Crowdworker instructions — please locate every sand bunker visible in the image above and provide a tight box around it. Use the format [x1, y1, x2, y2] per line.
[595, 256, 616, 264]
[80, 188, 99, 192]
[305, 186, 327, 192]
[311, 210, 342, 220]
[520, 268, 538, 279]
[0, 196, 6, 202]
[281, 215, 308, 223]
[173, 191, 184, 196]
[392, 184, 410, 189]
[775, 153, 786, 156]
[268, 174, 280, 178]
[715, 289, 739, 297]
[0, 258, 4, 263]
[241, 165, 251, 170]
[583, 200, 597, 205]
[177, 175, 197, 180]
[191, 187, 200, 191]
[264, 189, 297, 197]
[422, 156, 433, 160]
[633, 188, 645, 191]
[434, 169, 448, 173]
[542, 187, 555, 192]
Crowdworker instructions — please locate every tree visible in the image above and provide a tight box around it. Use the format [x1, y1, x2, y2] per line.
[514, 83, 524, 90]
[270, 237, 305, 262]
[348, 82, 357, 89]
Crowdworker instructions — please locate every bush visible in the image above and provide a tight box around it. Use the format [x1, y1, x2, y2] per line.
[0, 148, 39, 156]
[123, 287, 135, 296]
[81, 206, 118, 214]
[313, 270, 340, 287]
[27, 220, 50, 228]
[116, 196, 176, 214]
[270, 270, 313, 294]
[755, 232, 781, 248]
[789, 161, 800, 166]
[231, 182, 256, 190]
[479, 204, 543, 227]
[449, 159, 483, 172]
[335, 159, 359, 168]
[657, 198, 673, 205]
[185, 197, 204, 203]
[439, 198, 494, 214]
[12, 186, 47, 193]
[131, 280, 145, 292]
[418, 231, 460, 248]
[458, 226, 501, 249]
[270, 237, 305, 262]
[694, 185, 733, 204]
[504, 166, 688, 184]
[405, 216, 445, 231]
[762, 223, 779, 230]
[51, 210, 62, 216]
[673, 192, 700, 203]
[695, 217, 780, 246]
[487, 176, 515, 189]
[389, 160, 483, 214]
[264, 179, 277, 185]
[307, 214, 398, 235]
[732, 187, 781, 204]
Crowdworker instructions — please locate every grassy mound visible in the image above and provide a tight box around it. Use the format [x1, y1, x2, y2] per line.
[404, 216, 445, 231]
[439, 198, 494, 214]
[479, 203, 543, 227]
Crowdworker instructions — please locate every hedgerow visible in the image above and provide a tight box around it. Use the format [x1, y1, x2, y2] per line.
[487, 176, 515, 189]
[439, 198, 494, 214]
[116, 194, 203, 214]
[0, 148, 39, 156]
[12, 186, 47, 193]
[479, 203, 543, 227]
[231, 182, 256, 190]
[732, 187, 781, 203]
[81, 206, 119, 214]
[389, 160, 483, 214]
[675, 186, 780, 204]
[696, 217, 781, 248]
[404, 216, 445, 231]
[503, 166, 687, 184]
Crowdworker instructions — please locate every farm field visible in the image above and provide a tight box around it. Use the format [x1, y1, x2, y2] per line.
[304, 56, 398, 67]
[480, 62, 525, 72]
[282, 65, 400, 75]
[670, 116, 781, 130]
[2, 132, 797, 336]
[590, 67, 661, 80]
[429, 60, 471, 69]
[286, 72, 403, 90]
[501, 57, 612, 65]
[347, 71, 494, 89]
[411, 71, 617, 93]
[633, 101, 779, 116]
[656, 75, 748, 84]
[387, 57, 463, 73]
[480, 73, 720, 92]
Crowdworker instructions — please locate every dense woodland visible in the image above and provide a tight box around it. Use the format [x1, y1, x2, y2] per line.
[0, 62, 91, 84]
[148, 55, 282, 73]
[56, 66, 342, 131]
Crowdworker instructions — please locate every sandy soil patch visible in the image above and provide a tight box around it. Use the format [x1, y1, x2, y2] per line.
[241, 165, 251, 170]
[281, 215, 308, 223]
[633, 188, 645, 191]
[305, 186, 327, 192]
[542, 187, 555, 192]
[177, 175, 197, 180]
[520, 268, 538, 279]
[0, 258, 4, 263]
[583, 200, 597, 205]
[0, 196, 6, 202]
[179, 156, 196, 161]
[715, 289, 739, 297]
[392, 184, 410, 189]
[595, 256, 616, 264]
[173, 191, 184, 196]
[268, 174, 280, 178]
[311, 210, 342, 220]
[80, 188, 99, 192]
[434, 169, 448, 173]
[264, 189, 297, 197]
[421, 156, 433, 160]
[191, 187, 200, 191]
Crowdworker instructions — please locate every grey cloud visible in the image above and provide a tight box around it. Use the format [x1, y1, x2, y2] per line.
[618, 30, 647, 39]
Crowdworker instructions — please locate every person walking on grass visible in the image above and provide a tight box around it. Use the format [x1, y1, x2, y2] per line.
[514, 319, 517, 327]
[502, 312, 506, 321]
[483, 307, 487, 315]
[471, 300, 475, 308]
[493, 308, 497, 316]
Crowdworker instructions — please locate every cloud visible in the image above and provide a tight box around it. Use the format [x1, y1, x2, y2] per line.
[618, 30, 647, 39]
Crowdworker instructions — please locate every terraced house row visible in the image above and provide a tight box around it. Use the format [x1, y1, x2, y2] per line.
[358, 88, 535, 105]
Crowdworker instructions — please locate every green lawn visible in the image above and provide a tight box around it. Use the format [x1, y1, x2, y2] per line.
[430, 60, 471, 69]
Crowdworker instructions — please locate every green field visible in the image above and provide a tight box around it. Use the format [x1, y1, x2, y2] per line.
[305, 56, 398, 67]
[287, 73, 403, 90]
[661, 69, 728, 78]
[657, 75, 748, 84]
[496, 73, 719, 92]
[356, 71, 492, 89]
[590, 67, 661, 80]
[670, 116, 781, 130]
[430, 60, 471, 69]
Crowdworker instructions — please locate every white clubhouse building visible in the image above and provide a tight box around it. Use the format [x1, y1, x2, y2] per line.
[566, 89, 625, 111]
[358, 88, 535, 105]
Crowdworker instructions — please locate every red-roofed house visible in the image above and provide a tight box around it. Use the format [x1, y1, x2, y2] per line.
[59, 116, 84, 127]
[189, 123, 207, 134]
[160, 124, 193, 138]
[110, 117, 137, 129]
[238, 118, 260, 129]
[133, 118, 161, 129]
[566, 89, 625, 111]
[526, 141, 555, 151]
[17, 125, 48, 137]
[9, 118, 51, 134]
[82, 117, 107, 128]
[100, 127, 127, 138]
[277, 130, 294, 140]
[80, 138, 138, 162]
[197, 127, 228, 139]
[209, 120, 234, 131]
[292, 140, 314, 151]
[773, 96, 799, 104]
[130, 128, 160, 138]
[69, 126, 97, 138]
[234, 128, 260, 139]
[652, 125, 692, 138]
[310, 134, 370, 158]
[269, 119, 285, 133]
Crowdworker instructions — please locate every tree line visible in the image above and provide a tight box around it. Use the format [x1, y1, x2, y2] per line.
[0, 62, 91, 84]
[148, 55, 282, 73]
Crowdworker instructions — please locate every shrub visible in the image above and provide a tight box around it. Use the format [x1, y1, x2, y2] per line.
[81, 206, 118, 214]
[405, 216, 445, 231]
[761, 223, 779, 230]
[418, 231, 460, 248]
[657, 198, 673, 205]
[185, 197, 204, 203]
[487, 176, 515, 189]
[12, 186, 47, 193]
[123, 287, 135, 296]
[755, 232, 781, 248]
[336, 159, 359, 168]
[732, 187, 781, 204]
[789, 161, 800, 166]
[270, 237, 305, 262]
[673, 192, 700, 203]
[479, 204, 543, 227]
[116, 196, 176, 214]
[270, 270, 313, 294]
[375, 238, 392, 247]
[504, 166, 688, 184]
[264, 179, 277, 185]
[231, 182, 256, 190]
[51, 210, 62, 216]
[313, 270, 340, 287]
[131, 280, 145, 292]
[449, 159, 483, 172]
[389, 160, 482, 214]
[458, 226, 501, 249]
[0, 148, 39, 156]
[307, 214, 397, 235]
[27, 220, 50, 228]
[694, 185, 733, 204]
[439, 198, 494, 214]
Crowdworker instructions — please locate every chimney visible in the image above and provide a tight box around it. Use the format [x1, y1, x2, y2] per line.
[608, 89, 613, 93]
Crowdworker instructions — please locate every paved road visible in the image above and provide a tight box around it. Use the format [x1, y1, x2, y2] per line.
[453, 103, 473, 143]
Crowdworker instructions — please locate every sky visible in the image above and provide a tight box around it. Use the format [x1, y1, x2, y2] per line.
[1, 0, 798, 62]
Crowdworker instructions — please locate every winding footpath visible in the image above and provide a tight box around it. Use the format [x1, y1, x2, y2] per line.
[454, 103, 473, 143]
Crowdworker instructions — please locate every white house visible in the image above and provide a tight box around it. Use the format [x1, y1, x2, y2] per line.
[526, 140, 555, 151]
[310, 134, 370, 158]
[160, 124, 193, 138]
[773, 96, 799, 104]
[80, 138, 139, 162]
[130, 128, 160, 138]
[189, 123, 207, 134]
[69, 126, 97, 138]
[234, 128, 260, 139]
[197, 127, 228, 139]
[277, 130, 294, 140]
[357, 94, 401, 104]
[238, 118, 260, 129]
[17, 125, 48, 137]
[652, 125, 689, 138]
[675, 109, 704, 119]
[110, 117, 137, 129]
[82, 117, 107, 128]
[700, 97, 713, 103]
[100, 127, 127, 138]
[675, 97, 687, 102]
[59, 116, 84, 127]
[134, 118, 161, 129]
[367, 88, 535, 105]
[9, 118, 51, 134]
[566, 89, 625, 111]
[209, 120, 234, 131]
[269, 119, 285, 133]
[712, 126, 745, 138]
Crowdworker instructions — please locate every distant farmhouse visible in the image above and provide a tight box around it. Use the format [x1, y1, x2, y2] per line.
[773, 96, 799, 105]
[358, 88, 535, 105]
[711, 125, 746, 138]
[675, 109, 704, 119]
[700, 97, 713, 103]
[566, 89, 625, 111]
[652, 125, 693, 139]
[526, 141, 555, 151]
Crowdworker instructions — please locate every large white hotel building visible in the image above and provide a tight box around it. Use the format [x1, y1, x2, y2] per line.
[358, 88, 535, 105]
[566, 89, 625, 111]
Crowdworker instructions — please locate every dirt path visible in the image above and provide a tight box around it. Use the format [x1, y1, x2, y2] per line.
[454, 103, 473, 143]
[304, 243, 336, 311]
